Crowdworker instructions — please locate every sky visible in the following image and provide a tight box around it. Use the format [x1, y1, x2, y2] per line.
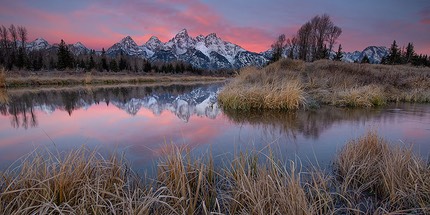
[1, 0, 429, 54]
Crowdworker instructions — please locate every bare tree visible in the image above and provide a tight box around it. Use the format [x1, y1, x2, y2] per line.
[0, 25, 8, 50]
[17, 26, 27, 50]
[297, 22, 313, 61]
[294, 14, 342, 62]
[286, 36, 297, 59]
[327, 26, 342, 54]
[270, 34, 286, 63]
[8, 24, 17, 51]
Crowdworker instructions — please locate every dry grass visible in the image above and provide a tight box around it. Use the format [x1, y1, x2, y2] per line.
[334, 131, 430, 213]
[218, 63, 307, 110]
[0, 67, 5, 88]
[1, 132, 429, 214]
[219, 59, 430, 110]
[0, 147, 170, 214]
[4, 74, 225, 88]
[0, 88, 8, 104]
[330, 85, 386, 107]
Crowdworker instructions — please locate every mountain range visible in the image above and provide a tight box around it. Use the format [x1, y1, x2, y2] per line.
[25, 29, 390, 69]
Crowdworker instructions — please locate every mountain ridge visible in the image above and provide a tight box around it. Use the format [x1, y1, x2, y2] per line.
[25, 29, 390, 69]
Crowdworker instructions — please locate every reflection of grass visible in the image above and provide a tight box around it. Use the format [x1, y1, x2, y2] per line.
[219, 59, 430, 110]
[1, 132, 429, 214]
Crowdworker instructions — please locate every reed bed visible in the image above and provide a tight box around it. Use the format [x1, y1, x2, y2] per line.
[1, 132, 429, 214]
[219, 59, 430, 110]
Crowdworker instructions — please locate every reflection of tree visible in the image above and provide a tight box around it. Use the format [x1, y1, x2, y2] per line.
[5, 98, 38, 129]
[222, 107, 385, 139]
[61, 91, 79, 116]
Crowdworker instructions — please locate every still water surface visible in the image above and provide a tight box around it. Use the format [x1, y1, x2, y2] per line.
[0, 83, 429, 172]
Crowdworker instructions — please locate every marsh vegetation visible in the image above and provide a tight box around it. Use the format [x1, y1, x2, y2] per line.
[219, 59, 430, 110]
[1, 132, 429, 214]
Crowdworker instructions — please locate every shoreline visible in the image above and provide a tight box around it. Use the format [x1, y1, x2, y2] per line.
[1, 72, 227, 88]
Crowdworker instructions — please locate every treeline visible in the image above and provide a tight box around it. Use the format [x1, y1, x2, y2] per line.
[380, 40, 430, 67]
[0, 24, 28, 70]
[0, 24, 209, 75]
[270, 14, 429, 67]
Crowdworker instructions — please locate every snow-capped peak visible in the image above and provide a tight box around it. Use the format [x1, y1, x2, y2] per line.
[166, 28, 195, 55]
[73, 42, 85, 48]
[107, 35, 142, 57]
[26, 37, 51, 51]
[175, 29, 189, 38]
[120, 36, 138, 46]
[145, 36, 162, 49]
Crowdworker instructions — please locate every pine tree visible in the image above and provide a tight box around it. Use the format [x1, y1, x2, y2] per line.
[109, 59, 118, 72]
[101, 48, 108, 72]
[119, 55, 127, 71]
[143, 60, 152, 72]
[57, 39, 72, 70]
[405, 42, 414, 64]
[88, 55, 95, 70]
[361, 55, 370, 64]
[388, 40, 400, 65]
[334, 44, 343, 61]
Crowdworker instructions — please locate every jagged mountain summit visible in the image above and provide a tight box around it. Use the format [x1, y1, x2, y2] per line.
[342, 46, 389, 64]
[105, 29, 268, 69]
[26, 38, 51, 52]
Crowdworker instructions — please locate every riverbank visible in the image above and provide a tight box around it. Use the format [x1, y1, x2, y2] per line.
[1, 132, 428, 214]
[218, 59, 430, 110]
[0, 69, 226, 88]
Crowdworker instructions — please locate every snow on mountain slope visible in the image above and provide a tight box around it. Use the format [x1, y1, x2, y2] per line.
[23, 31, 391, 69]
[342, 46, 388, 63]
[107, 36, 143, 57]
[26, 38, 51, 51]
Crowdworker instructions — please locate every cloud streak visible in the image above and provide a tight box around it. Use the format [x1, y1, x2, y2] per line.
[0, 0, 429, 54]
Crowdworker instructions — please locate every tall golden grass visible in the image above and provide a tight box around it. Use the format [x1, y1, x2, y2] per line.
[1, 132, 429, 214]
[218, 63, 307, 110]
[0, 67, 5, 88]
[334, 131, 430, 213]
[219, 59, 430, 110]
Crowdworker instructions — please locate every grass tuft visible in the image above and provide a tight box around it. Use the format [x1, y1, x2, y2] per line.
[218, 62, 307, 110]
[334, 131, 430, 213]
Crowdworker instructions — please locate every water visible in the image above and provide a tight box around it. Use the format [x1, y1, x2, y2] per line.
[0, 83, 429, 173]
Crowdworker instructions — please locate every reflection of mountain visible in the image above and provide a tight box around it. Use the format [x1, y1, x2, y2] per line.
[111, 87, 220, 122]
[0, 84, 222, 128]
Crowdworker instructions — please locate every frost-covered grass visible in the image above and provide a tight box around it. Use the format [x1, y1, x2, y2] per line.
[219, 59, 430, 110]
[1, 132, 429, 214]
